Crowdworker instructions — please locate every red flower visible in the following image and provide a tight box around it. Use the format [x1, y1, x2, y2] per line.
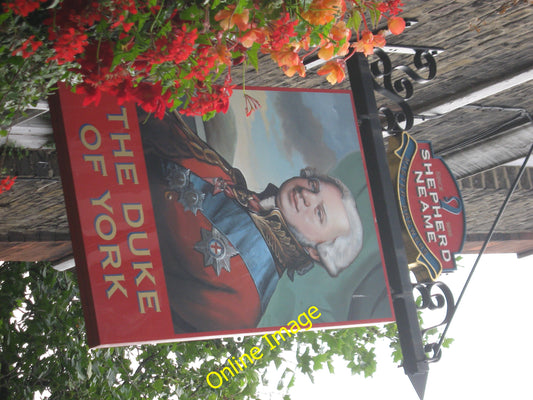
[132, 82, 174, 120]
[144, 25, 197, 65]
[183, 45, 218, 81]
[263, 13, 298, 52]
[110, 78, 136, 106]
[244, 94, 261, 117]
[74, 41, 132, 107]
[75, 84, 102, 107]
[0, 176, 17, 194]
[377, 0, 404, 16]
[182, 77, 235, 117]
[3, 0, 45, 17]
[123, 22, 134, 32]
[11, 35, 43, 58]
[110, 13, 135, 33]
[48, 27, 88, 65]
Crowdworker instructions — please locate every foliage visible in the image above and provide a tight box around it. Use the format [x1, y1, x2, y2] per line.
[0, 261, 401, 399]
[0, 0, 405, 130]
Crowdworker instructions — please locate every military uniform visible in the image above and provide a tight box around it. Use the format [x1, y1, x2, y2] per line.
[140, 111, 311, 333]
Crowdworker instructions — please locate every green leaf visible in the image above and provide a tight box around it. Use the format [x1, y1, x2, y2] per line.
[443, 338, 455, 348]
[309, 30, 322, 46]
[202, 110, 217, 121]
[369, 7, 381, 29]
[327, 360, 334, 374]
[392, 348, 403, 363]
[348, 11, 362, 32]
[246, 42, 261, 71]
[294, 21, 308, 35]
[235, 0, 250, 14]
[181, 4, 202, 21]
[0, 11, 11, 24]
[153, 379, 164, 392]
[159, 21, 173, 37]
[106, 367, 116, 386]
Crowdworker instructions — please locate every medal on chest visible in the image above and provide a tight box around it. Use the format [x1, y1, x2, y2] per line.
[194, 227, 239, 276]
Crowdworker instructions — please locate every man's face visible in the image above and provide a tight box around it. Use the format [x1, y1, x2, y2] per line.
[276, 177, 350, 245]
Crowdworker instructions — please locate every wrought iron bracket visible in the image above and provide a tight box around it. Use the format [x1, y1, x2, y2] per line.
[306, 42, 442, 135]
[369, 47, 441, 134]
[412, 281, 456, 363]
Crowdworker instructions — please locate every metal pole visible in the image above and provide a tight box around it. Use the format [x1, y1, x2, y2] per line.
[435, 142, 533, 354]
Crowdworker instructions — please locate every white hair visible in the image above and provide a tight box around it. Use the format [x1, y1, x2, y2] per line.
[298, 168, 364, 277]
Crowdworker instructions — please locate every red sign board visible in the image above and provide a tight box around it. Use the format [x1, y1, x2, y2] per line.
[50, 84, 395, 347]
[49, 85, 175, 346]
[394, 132, 465, 281]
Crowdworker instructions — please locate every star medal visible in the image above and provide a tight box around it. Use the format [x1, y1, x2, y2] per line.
[165, 163, 190, 191]
[179, 187, 205, 215]
[194, 227, 239, 276]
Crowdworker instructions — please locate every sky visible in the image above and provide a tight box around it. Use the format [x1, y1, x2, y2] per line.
[285, 253, 533, 400]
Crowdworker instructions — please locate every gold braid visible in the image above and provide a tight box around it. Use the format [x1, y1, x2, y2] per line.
[249, 209, 311, 275]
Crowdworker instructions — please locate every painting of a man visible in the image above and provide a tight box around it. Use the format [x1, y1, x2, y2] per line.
[139, 88, 393, 334]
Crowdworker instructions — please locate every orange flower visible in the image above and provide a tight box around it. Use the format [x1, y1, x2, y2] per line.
[239, 28, 266, 48]
[337, 40, 351, 57]
[330, 20, 351, 42]
[301, 0, 346, 25]
[270, 46, 300, 68]
[318, 42, 335, 60]
[283, 62, 306, 78]
[210, 43, 232, 66]
[353, 40, 373, 56]
[214, 6, 250, 31]
[373, 32, 386, 47]
[354, 30, 386, 56]
[298, 34, 311, 52]
[388, 16, 406, 35]
[317, 59, 346, 84]
[317, 20, 352, 61]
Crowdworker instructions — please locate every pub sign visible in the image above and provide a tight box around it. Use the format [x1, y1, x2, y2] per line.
[389, 132, 466, 282]
[50, 84, 395, 347]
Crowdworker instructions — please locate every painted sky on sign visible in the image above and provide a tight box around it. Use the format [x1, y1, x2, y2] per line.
[205, 89, 360, 193]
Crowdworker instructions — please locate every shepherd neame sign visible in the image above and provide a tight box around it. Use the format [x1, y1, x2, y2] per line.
[392, 132, 465, 282]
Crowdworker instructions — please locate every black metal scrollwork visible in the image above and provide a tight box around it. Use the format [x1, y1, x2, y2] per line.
[412, 281, 456, 363]
[369, 48, 438, 134]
